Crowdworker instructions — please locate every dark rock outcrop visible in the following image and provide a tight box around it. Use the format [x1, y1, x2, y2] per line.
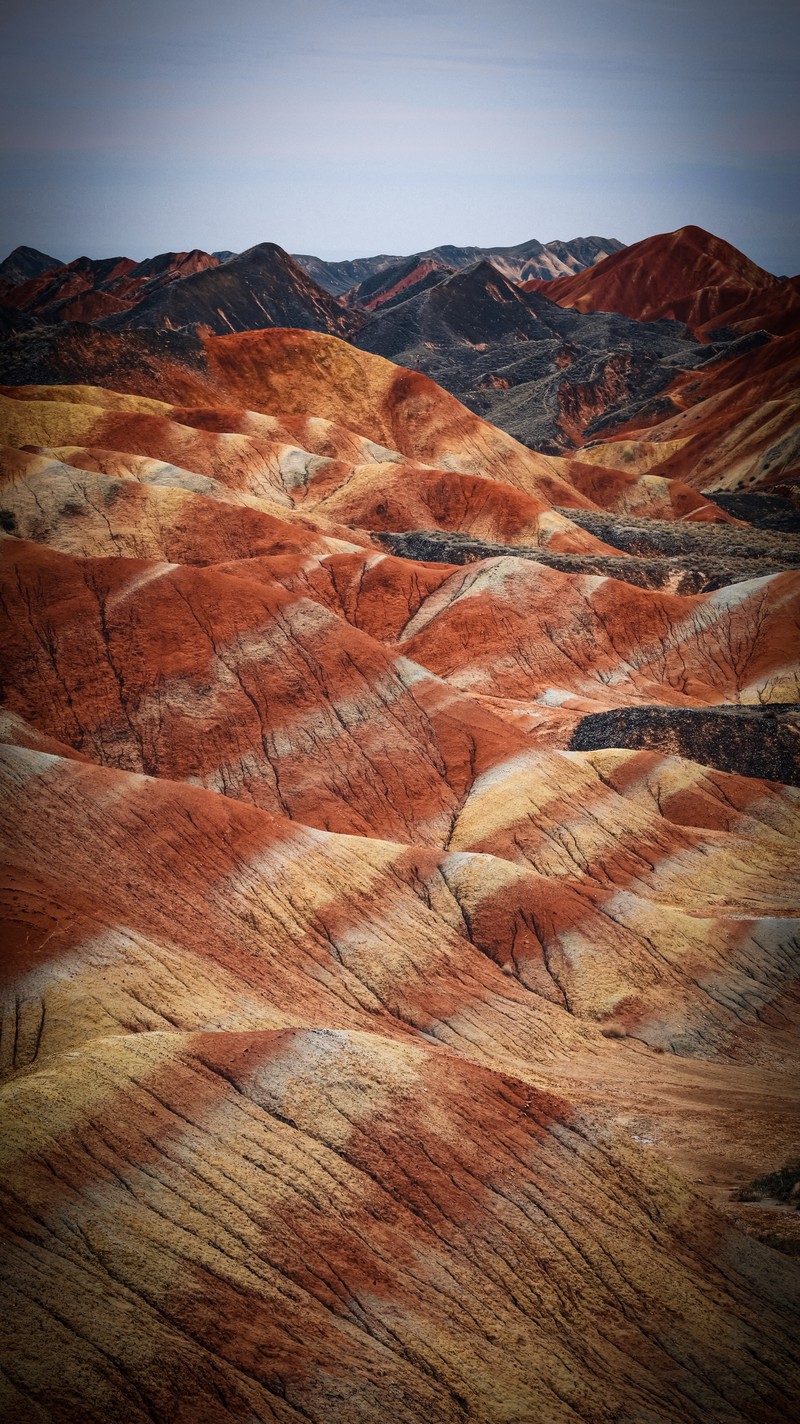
[570, 704, 800, 785]
[712, 491, 800, 533]
[0, 244, 61, 290]
[375, 526, 797, 593]
[554, 507, 800, 563]
[353, 262, 717, 451]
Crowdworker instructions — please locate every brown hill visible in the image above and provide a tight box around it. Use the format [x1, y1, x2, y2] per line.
[525, 225, 780, 333]
[0, 248, 221, 324]
[576, 327, 800, 492]
[2, 254, 139, 321]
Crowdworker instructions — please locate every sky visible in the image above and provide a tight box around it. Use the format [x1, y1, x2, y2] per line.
[1, 0, 798, 273]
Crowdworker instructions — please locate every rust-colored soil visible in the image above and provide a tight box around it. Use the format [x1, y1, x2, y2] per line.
[1, 326, 798, 1422]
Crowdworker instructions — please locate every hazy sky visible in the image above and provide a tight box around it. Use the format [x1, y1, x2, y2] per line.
[2, 0, 798, 272]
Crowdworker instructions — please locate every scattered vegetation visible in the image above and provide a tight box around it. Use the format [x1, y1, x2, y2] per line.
[735, 1161, 800, 1207]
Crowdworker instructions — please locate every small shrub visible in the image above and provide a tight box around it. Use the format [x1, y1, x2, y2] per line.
[734, 1159, 800, 1206]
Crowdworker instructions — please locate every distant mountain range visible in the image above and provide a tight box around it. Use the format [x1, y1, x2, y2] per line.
[293, 235, 624, 296]
[0, 231, 624, 323]
[0, 249, 219, 325]
[0, 244, 352, 338]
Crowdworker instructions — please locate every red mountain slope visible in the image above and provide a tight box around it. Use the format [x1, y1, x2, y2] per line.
[694, 274, 800, 340]
[1, 250, 221, 324]
[525, 225, 779, 332]
[577, 326, 800, 492]
[0, 321, 745, 519]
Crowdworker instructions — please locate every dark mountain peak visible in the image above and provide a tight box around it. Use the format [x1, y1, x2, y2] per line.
[0, 245, 62, 287]
[222, 242, 334, 285]
[362, 252, 447, 294]
[353, 252, 555, 358]
[546, 235, 626, 252]
[234, 241, 296, 266]
[673, 223, 717, 244]
[425, 243, 483, 265]
[292, 252, 404, 297]
[439, 258, 531, 303]
[98, 237, 353, 337]
[454, 257, 512, 282]
[69, 254, 135, 279]
[501, 238, 547, 259]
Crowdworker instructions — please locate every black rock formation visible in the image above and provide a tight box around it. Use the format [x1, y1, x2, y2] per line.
[569, 705, 800, 785]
